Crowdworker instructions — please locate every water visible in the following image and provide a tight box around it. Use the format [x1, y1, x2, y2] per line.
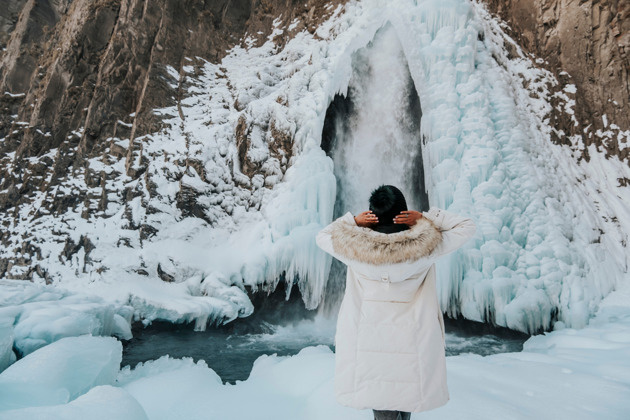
[122, 316, 528, 384]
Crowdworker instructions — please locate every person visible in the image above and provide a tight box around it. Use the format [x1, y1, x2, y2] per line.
[316, 185, 476, 420]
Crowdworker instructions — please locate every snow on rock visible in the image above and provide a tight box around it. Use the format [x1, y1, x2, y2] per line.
[0, 386, 148, 420]
[0, 336, 122, 411]
[0, 0, 628, 336]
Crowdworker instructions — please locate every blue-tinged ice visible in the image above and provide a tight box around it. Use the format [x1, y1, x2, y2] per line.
[0, 280, 132, 357]
[0, 386, 148, 420]
[0, 322, 15, 373]
[0, 336, 122, 411]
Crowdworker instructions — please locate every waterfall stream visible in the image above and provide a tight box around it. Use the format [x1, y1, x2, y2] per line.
[320, 23, 429, 314]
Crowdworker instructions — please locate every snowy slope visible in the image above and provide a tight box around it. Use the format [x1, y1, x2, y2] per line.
[1, 0, 628, 336]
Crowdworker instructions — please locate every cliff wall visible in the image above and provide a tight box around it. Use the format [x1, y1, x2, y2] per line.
[482, 0, 630, 160]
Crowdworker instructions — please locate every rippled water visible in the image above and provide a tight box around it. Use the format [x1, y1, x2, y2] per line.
[122, 316, 528, 384]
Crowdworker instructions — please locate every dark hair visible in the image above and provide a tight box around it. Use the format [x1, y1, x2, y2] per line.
[369, 185, 409, 234]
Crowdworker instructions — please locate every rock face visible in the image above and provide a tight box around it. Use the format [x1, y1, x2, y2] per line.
[481, 0, 630, 161]
[0, 0, 341, 169]
[0, 0, 346, 280]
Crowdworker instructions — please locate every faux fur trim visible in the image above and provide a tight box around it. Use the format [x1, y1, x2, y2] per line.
[330, 217, 442, 265]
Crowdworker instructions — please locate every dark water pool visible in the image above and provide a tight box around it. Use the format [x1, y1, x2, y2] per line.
[122, 316, 529, 384]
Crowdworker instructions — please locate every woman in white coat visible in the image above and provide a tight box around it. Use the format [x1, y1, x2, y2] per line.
[316, 185, 476, 420]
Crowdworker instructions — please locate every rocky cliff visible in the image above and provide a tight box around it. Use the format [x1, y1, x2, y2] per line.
[0, 0, 345, 280]
[482, 0, 630, 161]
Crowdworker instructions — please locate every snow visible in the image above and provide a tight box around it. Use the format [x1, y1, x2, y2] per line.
[0, 336, 121, 411]
[1, 283, 629, 418]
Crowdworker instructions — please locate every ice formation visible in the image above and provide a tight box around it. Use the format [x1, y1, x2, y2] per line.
[0, 336, 122, 411]
[0, 386, 149, 420]
[0, 0, 628, 336]
[0, 280, 132, 359]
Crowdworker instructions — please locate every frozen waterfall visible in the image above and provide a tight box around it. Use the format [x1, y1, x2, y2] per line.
[2, 0, 627, 338]
[320, 23, 429, 313]
[321, 23, 429, 216]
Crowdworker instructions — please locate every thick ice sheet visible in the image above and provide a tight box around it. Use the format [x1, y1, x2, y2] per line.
[0, 336, 122, 411]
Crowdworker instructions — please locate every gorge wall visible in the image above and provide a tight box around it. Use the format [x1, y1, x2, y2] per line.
[0, 0, 346, 280]
[482, 0, 630, 162]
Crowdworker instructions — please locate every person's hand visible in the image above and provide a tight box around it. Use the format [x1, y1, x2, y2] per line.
[394, 210, 423, 226]
[354, 211, 378, 227]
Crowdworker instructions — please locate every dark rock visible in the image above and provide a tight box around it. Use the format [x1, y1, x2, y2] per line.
[481, 0, 630, 161]
[157, 263, 175, 283]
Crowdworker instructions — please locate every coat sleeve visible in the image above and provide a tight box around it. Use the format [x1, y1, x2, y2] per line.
[423, 208, 476, 258]
[315, 212, 356, 265]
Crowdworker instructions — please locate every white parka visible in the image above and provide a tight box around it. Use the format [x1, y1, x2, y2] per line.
[316, 208, 476, 413]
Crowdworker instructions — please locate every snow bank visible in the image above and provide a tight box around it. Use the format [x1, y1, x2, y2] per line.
[0, 386, 148, 420]
[0, 335, 122, 411]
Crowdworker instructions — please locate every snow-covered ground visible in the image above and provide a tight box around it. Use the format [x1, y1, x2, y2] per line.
[0, 281, 629, 419]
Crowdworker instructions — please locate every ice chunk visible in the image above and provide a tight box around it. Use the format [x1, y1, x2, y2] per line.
[0, 386, 148, 420]
[0, 322, 15, 373]
[0, 336, 122, 411]
[118, 357, 222, 420]
[0, 281, 132, 357]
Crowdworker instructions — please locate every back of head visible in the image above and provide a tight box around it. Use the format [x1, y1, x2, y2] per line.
[369, 185, 409, 234]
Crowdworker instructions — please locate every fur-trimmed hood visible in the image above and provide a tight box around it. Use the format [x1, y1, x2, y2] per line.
[330, 217, 442, 265]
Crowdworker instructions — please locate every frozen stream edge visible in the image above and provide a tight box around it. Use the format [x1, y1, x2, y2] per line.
[0, 281, 629, 419]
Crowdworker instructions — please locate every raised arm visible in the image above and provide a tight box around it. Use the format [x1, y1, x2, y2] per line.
[315, 212, 357, 264]
[423, 208, 476, 257]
